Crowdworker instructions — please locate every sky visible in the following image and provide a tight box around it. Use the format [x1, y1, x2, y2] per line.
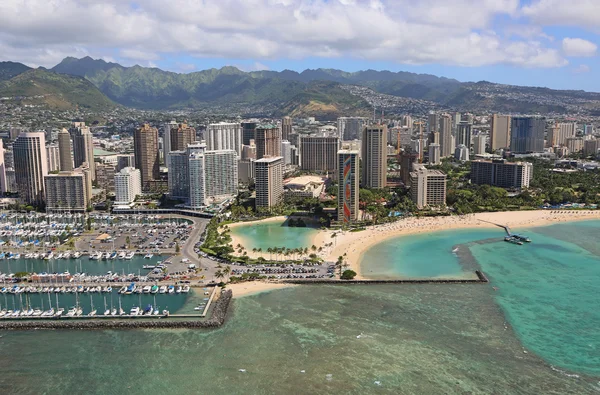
[0, 0, 599, 91]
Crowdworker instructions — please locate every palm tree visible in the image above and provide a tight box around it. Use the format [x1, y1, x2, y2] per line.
[311, 245, 317, 252]
[215, 269, 224, 282]
[223, 265, 231, 277]
[267, 247, 273, 261]
[252, 248, 257, 253]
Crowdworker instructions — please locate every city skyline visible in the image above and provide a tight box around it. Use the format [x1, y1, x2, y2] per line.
[0, 1, 599, 91]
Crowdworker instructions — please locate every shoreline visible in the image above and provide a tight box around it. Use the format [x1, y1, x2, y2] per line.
[320, 210, 600, 279]
[226, 281, 297, 298]
[223, 210, 600, 280]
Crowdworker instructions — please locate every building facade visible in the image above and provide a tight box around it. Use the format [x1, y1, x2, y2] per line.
[473, 135, 487, 155]
[114, 167, 142, 206]
[281, 117, 293, 141]
[255, 157, 283, 209]
[510, 117, 545, 153]
[170, 123, 196, 152]
[470, 159, 533, 189]
[429, 143, 441, 165]
[439, 114, 454, 157]
[57, 128, 73, 171]
[188, 151, 207, 209]
[337, 117, 366, 140]
[255, 124, 282, 160]
[410, 164, 447, 209]
[13, 132, 48, 205]
[584, 139, 599, 157]
[206, 122, 242, 157]
[361, 125, 388, 188]
[46, 144, 60, 172]
[300, 136, 339, 173]
[337, 150, 360, 223]
[95, 162, 116, 193]
[44, 171, 89, 212]
[133, 124, 160, 190]
[167, 151, 189, 200]
[490, 114, 511, 150]
[70, 122, 95, 181]
[204, 150, 238, 203]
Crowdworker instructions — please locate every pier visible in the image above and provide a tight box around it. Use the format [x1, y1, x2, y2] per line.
[282, 271, 489, 285]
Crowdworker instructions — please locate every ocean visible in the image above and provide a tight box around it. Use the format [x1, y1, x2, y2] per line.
[1, 220, 599, 394]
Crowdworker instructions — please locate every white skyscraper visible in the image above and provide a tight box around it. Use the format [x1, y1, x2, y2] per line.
[206, 122, 243, 157]
[281, 140, 292, 165]
[46, 144, 60, 172]
[188, 151, 206, 209]
[204, 150, 238, 203]
[13, 132, 48, 205]
[429, 143, 441, 165]
[114, 167, 142, 206]
[337, 117, 367, 140]
[0, 140, 6, 193]
[162, 120, 177, 166]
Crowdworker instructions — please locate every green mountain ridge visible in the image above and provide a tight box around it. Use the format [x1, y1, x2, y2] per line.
[0, 68, 116, 111]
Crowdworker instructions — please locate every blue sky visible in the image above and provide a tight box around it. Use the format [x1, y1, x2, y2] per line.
[0, 0, 599, 91]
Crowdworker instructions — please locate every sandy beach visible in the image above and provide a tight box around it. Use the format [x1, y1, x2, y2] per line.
[226, 281, 297, 297]
[224, 210, 600, 279]
[317, 210, 600, 278]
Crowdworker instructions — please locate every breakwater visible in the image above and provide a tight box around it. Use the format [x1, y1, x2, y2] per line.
[282, 271, 489, 285]
[0, 290, 232, 330]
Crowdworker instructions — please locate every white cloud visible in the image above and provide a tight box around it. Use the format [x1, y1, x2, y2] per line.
[0, 0, 572, 69]
[522, 0, 599, 29]
[573, 64, 590, 74]
[562, 38, 597, 57]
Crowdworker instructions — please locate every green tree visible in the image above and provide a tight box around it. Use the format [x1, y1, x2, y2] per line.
[341, 270, 357, 280]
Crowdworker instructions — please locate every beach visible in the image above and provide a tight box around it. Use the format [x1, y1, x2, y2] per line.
[224, 210, 600, 278]
[226, 281, 297, 297]
[318, 210, 600, 278]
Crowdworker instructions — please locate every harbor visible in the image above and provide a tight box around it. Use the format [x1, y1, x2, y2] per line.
[0, 285, 217, 321]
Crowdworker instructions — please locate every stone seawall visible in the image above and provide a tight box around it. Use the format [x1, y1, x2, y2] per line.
[0, 290, 233, 331]
[282, 272, 489, 285]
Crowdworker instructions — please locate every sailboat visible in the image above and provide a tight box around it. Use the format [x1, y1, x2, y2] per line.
[103, 296, 110, 316]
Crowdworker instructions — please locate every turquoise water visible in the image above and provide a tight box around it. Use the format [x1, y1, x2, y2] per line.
[0, 285, 597, 394]
[0, 255, 166, 276]
[359, 228, 502, 279]
[230, 220, 319, 251]
[1, 220, 600, 393]
[470, 221, 600, 376]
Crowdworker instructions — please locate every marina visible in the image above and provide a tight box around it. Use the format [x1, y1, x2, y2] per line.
[0, 285, 213, 320]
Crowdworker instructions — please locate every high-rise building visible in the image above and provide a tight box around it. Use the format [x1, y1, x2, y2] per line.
[188, 151, 207, 209]
[429, 143, 441, 165]
[117, 154, 135, 171]
[439, 114, 454, 157]
[282, 117, 293, 141]
[170, 123, 196, 152]
[241, 122, 257, 146]
[204, 150, 238, 203]
[114, 167, 142, 206]
[255, 124, 282, 160]
[300, 136, 339, 173]
[46, 144, 60, 172]
[428, 112, 439, 136]
[456, 122, 472, 147]
[206, 122, 242, 157]
[470, 160, 533, 189]
[454, 144, 469, 161]
[133, 124, 160, 190]
[566, 137, 584, 153]
[410, 164, 447, 209]
[281, 140, 292, 165]
[510, 117, 545, 153]
[399, 150, 419, 184]
[337, 117, 367, 140]
[490, 114, 511, 150]
[584, 139, 599, 157]
[583, 124, 595, 136]
[162, 121, 177, 165]
[0, 140, 6, 193]
[549, 122, 577, 147]
[70, 122, 95, 181]
[44, 170, 90, 212]
[337, 150, 360, 223]
[473, 135, 487, 155]
[242, 141, 257, 161]
[238, 159, 255, 185]
[255, 157, 283, 209]
[57, 128, 73, 171]
[4, 148, 14, 169]
[13, 132, 48, 205]
[168, 151, 189, 200]
[95, 162, 116, 193]
[361, 125, 388, 188]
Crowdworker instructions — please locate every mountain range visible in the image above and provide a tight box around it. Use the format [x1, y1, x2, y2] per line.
[2, 56, 600, 117]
